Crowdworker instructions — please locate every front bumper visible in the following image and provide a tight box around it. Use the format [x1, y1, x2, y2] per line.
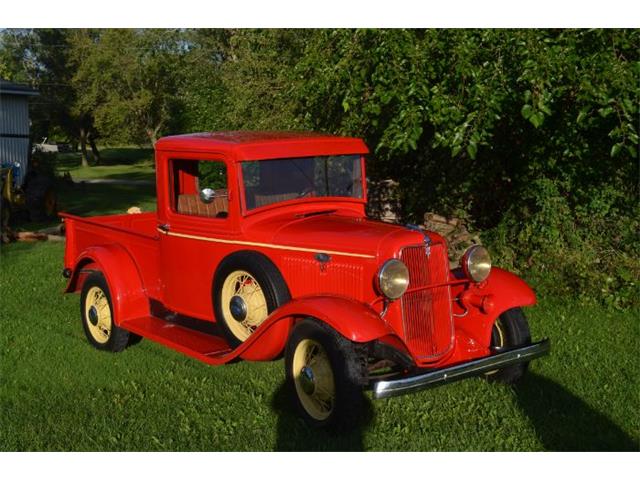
[372, 339, 550, 399]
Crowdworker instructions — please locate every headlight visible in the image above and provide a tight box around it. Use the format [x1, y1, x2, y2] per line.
[377, 259, 410, 300]
[461, 245, 492, 283]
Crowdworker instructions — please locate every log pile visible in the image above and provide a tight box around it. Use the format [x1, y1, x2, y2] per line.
[423, 212, 482, 266]
[1, 223, 65, 244]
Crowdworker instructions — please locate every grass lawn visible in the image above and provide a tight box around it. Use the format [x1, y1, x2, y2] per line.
[1, 179, 638, 451]
[56, 146, 156, 183]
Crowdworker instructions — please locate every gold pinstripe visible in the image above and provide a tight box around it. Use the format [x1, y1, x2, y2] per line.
[157, 228, 376, 259]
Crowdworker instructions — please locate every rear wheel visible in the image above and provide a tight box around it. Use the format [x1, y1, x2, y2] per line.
[285, 318, 365, 430]
[80, 271, 130, 352]
[486, 307, 531, 384]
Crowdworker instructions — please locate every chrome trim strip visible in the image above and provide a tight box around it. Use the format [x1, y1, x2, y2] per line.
[372, 339, 551, 399]
[156, 228, 376, 259]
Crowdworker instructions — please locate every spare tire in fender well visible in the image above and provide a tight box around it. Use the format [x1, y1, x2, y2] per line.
[212, 250, 292, 353]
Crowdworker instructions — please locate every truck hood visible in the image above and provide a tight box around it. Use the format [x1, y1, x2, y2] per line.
[264, 213, 429, 259]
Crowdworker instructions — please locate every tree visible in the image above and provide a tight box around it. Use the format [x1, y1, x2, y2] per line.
[75, 29, 185, 146]
[0, 29, 102, 167]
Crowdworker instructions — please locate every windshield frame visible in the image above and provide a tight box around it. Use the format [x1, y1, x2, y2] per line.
[237, 154, 367, 216]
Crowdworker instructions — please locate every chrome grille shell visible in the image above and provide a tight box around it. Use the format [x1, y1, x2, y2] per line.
[400, 243, 455, 361]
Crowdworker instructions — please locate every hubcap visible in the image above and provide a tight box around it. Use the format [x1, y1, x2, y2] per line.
[229, 295, 248, 321]
[88, 306, 99, 326]
[299, 366, 316, 395]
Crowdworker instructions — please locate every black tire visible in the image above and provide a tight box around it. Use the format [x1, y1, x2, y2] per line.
[213, 250, 290, 348]
[486, 307, 532, 384]
[285, 318, 366, 430]
[80, 271, 130, 352]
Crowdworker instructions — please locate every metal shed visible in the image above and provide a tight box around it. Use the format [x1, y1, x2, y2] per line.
[0, 79, 39, 187]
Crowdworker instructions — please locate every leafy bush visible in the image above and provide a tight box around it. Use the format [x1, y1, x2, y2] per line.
[4, 28, 637, 307]
[291, 29, 639, 308]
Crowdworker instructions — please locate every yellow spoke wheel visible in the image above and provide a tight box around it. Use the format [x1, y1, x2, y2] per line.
[84, 286, 112, 344]
[220, 270, 268, 342]
[80, 271, 131, 352]
[285, 319, 364, 429]
[292, 339, 336, 421]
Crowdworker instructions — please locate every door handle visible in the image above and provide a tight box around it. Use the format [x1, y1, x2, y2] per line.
[158, 223, 170, 233]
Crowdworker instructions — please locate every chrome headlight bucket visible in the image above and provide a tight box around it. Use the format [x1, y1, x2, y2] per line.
[377, 259, 410, 300]
[461, 245, 492, 283]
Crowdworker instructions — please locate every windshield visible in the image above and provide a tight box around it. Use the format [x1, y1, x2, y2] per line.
[241, 155, 363, 211]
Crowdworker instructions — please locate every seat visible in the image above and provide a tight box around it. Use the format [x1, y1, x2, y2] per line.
[177, 190, 228, 218]
[253, 192, 299, 208]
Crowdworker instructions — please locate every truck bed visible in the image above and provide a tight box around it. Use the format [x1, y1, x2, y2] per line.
[61, 211, 161, 297]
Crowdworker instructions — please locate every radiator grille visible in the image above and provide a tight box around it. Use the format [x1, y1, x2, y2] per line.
[400, 243, 454, 360]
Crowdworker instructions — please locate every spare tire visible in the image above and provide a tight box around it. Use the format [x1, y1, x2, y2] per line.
[213, 250, 290, 348]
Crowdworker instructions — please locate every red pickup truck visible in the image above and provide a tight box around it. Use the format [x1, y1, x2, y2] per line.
[62, 131, 549, 429]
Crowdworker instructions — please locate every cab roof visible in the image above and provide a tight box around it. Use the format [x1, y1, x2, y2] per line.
[155, 131, 369, 161]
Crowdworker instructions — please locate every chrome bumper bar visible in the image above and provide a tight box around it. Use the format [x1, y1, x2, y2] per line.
[372, 339, 550, 399]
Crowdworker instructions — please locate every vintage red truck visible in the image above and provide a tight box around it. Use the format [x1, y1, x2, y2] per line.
[61, 131, 549, 428]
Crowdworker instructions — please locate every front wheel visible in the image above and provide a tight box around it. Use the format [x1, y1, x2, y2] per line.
[285, 318, 366, 430]
[486, 307, 532, 384]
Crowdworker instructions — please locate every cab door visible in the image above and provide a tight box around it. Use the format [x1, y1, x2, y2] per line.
[158, 154, 239, 321]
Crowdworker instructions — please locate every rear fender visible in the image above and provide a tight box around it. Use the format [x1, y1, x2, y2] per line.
[65, 244, 149, 325]
[239, 295, 396, 361]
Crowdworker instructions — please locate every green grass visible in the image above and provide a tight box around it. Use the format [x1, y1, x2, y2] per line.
[56, 146, 155, 182]
[1, 179, 638, 451]
[1, 240, 637, 451]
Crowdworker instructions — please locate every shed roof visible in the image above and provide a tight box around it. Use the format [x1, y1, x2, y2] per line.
[0, 79, 39, 96]
[155, 131, 369, 161]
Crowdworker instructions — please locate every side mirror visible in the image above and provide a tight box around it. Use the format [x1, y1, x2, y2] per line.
[200, 187, 216, 204]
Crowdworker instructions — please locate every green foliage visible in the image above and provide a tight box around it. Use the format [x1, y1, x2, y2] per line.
[2, 28, 638, 307]
[72, 29, 185, 145]
[198, 161, 227, 190]
[292, 29, 640, 308]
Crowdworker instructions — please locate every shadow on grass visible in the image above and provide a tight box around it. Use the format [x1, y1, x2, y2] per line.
[271, 382, 373, 451]
[514, 373, 637, 451]
[57, 181, 156, 217]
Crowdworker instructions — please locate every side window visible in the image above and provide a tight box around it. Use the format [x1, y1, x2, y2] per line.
[172, 159, 229, 219]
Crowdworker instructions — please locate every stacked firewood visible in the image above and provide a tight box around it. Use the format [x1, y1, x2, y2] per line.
[423, 212, 482, 267]
[1, 224, 66, 244]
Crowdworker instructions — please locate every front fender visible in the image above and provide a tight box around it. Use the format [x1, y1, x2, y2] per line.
[483, 267, 537, 314]
[65, 244, 149, 325]
[452, 267, 537, 354]
[239, 295, 395, 361]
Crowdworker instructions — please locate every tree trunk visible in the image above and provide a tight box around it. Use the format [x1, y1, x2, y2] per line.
[79, 128, 90, 167]
[88, 134, 101, 165]
[147, 124, 162, 146]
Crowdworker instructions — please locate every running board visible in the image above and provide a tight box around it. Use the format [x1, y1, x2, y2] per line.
[120, 316, 232, 365]
[372, 339, 551, 399]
